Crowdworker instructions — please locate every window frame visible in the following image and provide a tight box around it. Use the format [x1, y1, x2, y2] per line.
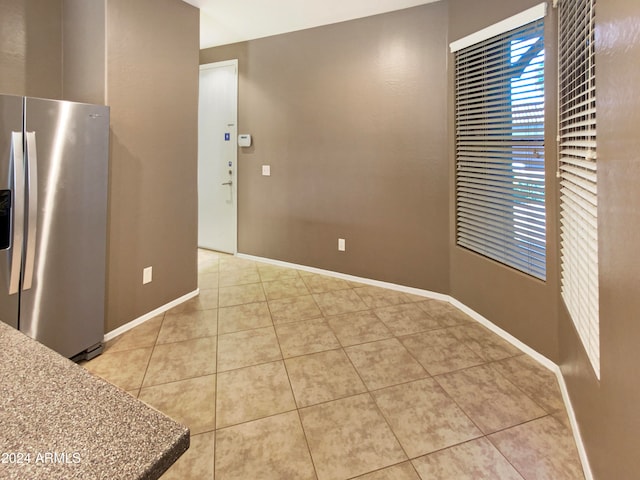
[451, 5, 548, 281]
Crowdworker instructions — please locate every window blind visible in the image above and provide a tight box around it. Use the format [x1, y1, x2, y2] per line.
[454, 18, 546, 280]
[558, 0, 599, 378]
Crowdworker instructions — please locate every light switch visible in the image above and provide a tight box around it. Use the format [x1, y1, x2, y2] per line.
[262, 165, 271, 176]
[143, 266, 153, 284]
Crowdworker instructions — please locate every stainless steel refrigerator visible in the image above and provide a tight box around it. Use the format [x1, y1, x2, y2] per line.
[0, 94, 109, 360]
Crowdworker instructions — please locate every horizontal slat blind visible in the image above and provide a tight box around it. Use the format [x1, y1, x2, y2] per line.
[455, 18, 546, 280]
[558, 0, 599, 379]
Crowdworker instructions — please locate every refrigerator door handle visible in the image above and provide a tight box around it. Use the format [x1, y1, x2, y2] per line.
[22, 131, 38, 291]
[8, 132, 24, 295]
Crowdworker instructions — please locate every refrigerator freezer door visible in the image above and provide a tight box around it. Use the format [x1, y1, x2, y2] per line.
[0, 95, 23, 330]
[19, 98, 109, 358]
[8, 132, 25, 295]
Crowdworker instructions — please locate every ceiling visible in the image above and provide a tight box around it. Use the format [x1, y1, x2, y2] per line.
[182, 0, 440, 49]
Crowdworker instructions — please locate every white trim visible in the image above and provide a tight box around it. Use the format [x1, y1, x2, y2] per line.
[451, 298, 592, 479]
[241, 251, 555, 367]
[199, 59, 238, 71]
[237, 253, 449, 302]
[103, 0, 108, 105]
[448, 298, 556, 370]
[449, 2, 547, 53]
[237, 252, 592, 479]
[555, 368, 595, 480]
[239, 253, 561, 368]
[449, 298, 592, 479]
[103, 289, 199, 342]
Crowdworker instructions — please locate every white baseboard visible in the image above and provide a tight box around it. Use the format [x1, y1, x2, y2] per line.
[237, 252, 593, 480]
[449, 298, 558, 371]
[103, 289, 199, 342]
[237, 253, 450, 302]
[449, 298, 593, 480]
[554, 368, 594, 480]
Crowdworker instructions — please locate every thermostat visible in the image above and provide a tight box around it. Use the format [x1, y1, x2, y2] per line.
[238, 134, 252, 147]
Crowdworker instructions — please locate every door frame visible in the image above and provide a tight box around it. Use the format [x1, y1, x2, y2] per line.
[198, 59, 239, 254]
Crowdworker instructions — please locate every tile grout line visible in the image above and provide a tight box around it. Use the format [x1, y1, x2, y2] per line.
[159, 250, 581, 479]
[347, 461, 424, 480]
[483, 428, 535, 480]
[336, 317, 415, 467]
[425, 365, 563, 474]
[138, 311, 168, 395]
[212, 251, 221, 480]
[214, 261, 556, 468]
[262, 272, 322, 480]
[481, 357, 565, 419]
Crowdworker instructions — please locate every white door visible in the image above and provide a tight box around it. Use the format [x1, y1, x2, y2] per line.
[198, 60, 238, 253]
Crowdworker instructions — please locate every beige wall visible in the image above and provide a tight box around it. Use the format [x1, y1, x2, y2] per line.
[558, 0, 640, 477]
[0, 0, 62, 98]
[62, 0, 106, 104]
[201, 3, 451, 293]
[1, 0, 200, 333]
[105, 0, 199, 331]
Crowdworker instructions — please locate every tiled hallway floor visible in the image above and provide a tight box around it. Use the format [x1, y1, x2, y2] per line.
[84, 249, 585, 480]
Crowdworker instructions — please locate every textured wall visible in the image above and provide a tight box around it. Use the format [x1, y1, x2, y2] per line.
[105, 0, 199, 331]
[62, 0, 106, 104]
[201, 3, 450, 293]
[0, 0, 62, 98]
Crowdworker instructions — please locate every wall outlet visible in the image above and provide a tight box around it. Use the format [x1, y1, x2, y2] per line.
[143, 266, 153, 284]
[338, 238, 346, 252]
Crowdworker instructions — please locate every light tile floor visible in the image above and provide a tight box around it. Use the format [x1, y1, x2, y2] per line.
[83, 249, 585, 480]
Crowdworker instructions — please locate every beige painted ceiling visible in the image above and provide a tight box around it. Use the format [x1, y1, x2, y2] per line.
[182, 0, 440, 49]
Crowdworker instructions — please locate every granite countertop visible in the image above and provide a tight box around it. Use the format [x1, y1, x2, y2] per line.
[0, 322, 189, 480]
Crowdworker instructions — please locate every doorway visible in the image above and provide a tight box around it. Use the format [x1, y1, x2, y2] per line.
[198, 59, 238, 254]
